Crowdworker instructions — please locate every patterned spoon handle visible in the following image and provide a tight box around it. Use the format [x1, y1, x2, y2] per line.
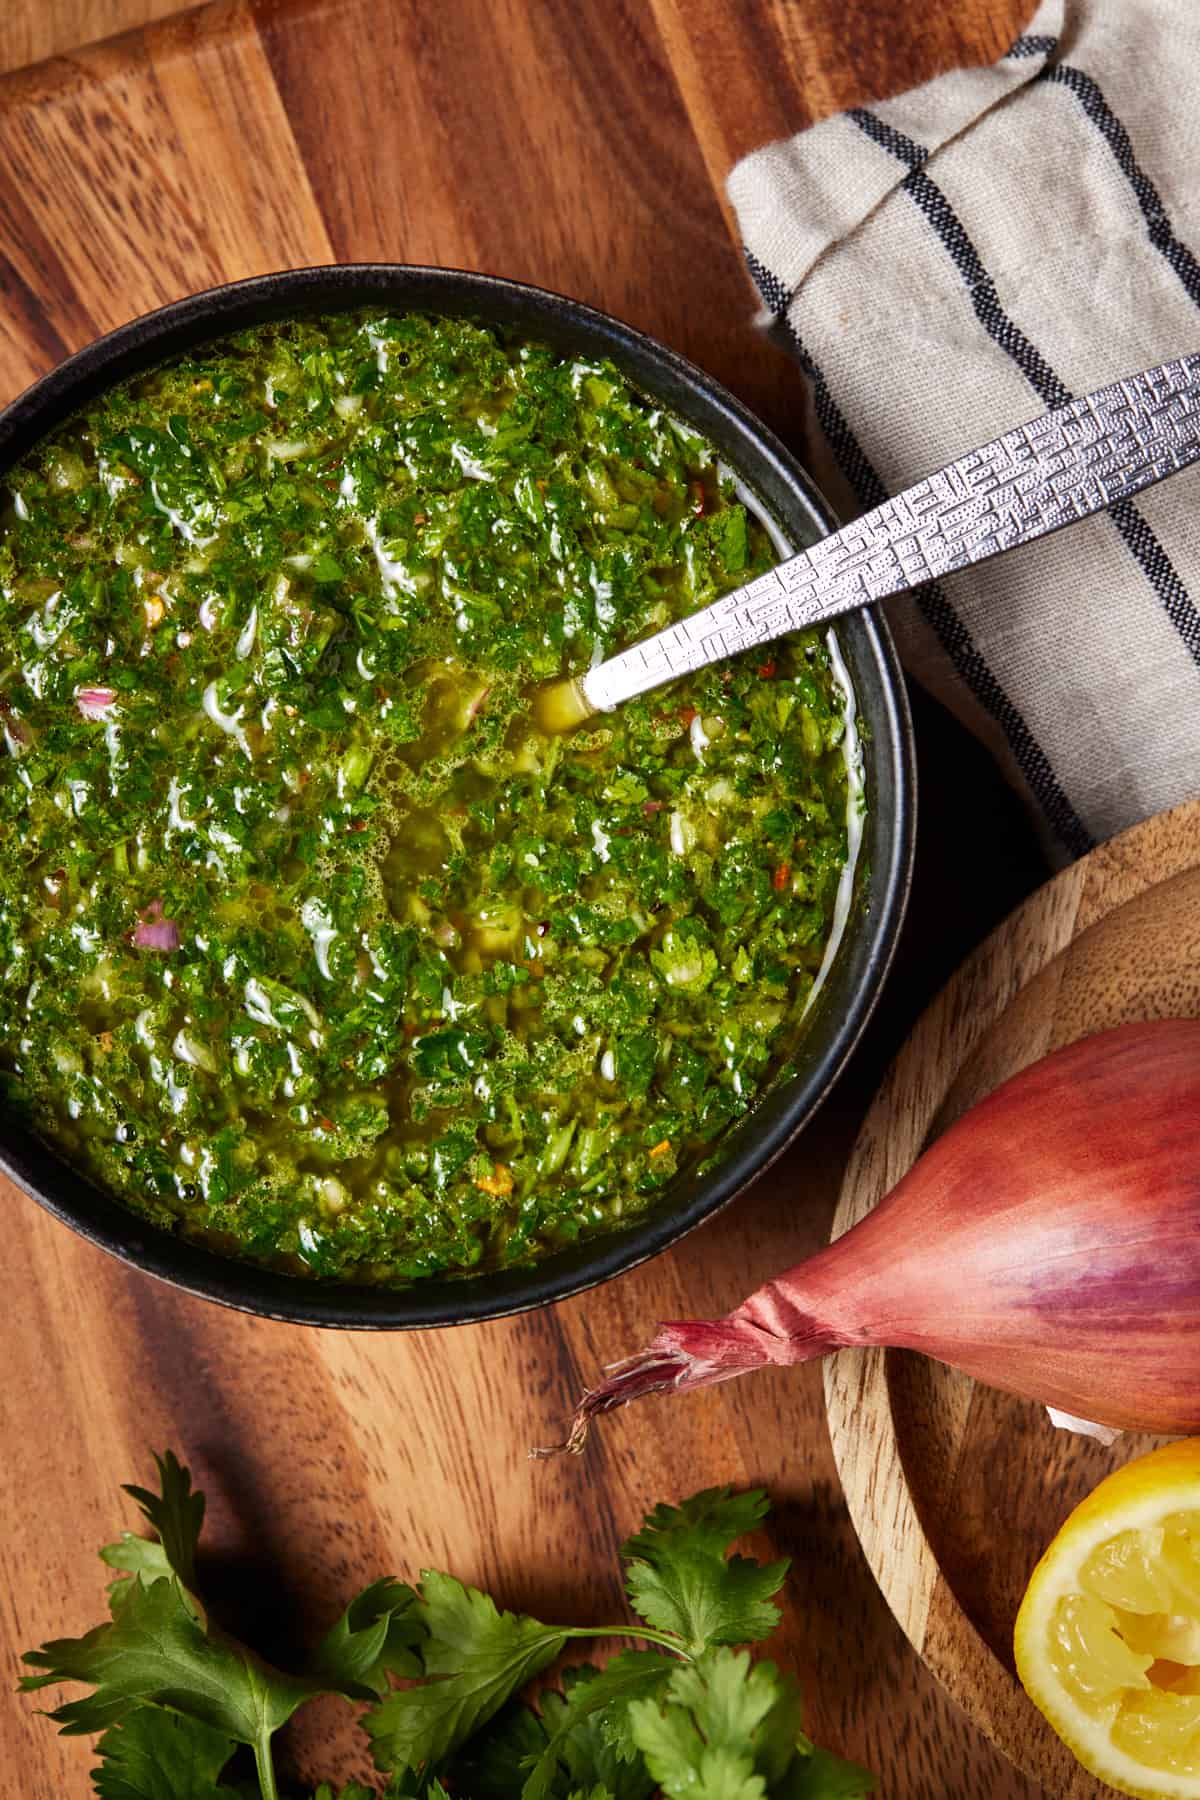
[580, 351, 1200, 713]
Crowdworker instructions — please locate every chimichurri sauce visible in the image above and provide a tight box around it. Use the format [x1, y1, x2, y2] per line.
[0, 312, 856, 1282]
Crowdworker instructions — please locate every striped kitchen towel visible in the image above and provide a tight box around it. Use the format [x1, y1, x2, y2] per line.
[729, 0, 1200, 862]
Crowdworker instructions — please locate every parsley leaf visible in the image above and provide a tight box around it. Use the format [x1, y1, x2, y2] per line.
[627, 1650, 874, 1800]
[622, 1489, 788, 1653]
[522, 1653, 670, 1799]
[100, 1535, 174, 1616]
[120, 1451, 205, 1591]
[623, 1488, 773, 1563]
[20, 1573, 324, 1744]
[649, 918, 718, 993]
[782, 1742, 877, 1799]
[364, 1570, 566, 1773]
[309, 1576, 424, 1696]
[21, 1458, 873, 1800]
[442, 1701, 549, 1798]
[91, 1708, 235, 1799]
[627, 1648, 799, 1798]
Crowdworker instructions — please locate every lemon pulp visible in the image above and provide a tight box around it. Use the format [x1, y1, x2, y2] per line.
[1017, 1443, 1200, 1799]
[1048, 1511, 1200, 1779]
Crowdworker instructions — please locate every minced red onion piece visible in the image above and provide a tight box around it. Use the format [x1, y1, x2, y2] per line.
[133, 900, 180, 952]
[76, 687, 117, 720]
[133, 921, 180, 951]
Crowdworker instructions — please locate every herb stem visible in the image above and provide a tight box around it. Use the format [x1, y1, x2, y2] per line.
[254, 1732, 280, 1800]
[561, 1625, 691, 1657]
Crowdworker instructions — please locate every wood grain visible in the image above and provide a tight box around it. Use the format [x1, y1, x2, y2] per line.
[649, 0, 1030, 206]
[826, 798, 1200, 1799]
[0, 3, 1049, 1796]
[0, 0, 192, 76]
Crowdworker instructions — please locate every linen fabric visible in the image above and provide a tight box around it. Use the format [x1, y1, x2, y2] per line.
[729, 1, 1200, 860]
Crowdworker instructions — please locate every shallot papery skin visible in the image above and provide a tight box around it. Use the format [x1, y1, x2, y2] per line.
[552, 1020, 1200, 1453]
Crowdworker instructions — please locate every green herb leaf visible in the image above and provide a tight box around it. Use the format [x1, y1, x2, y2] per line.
[309, 1577, 424, 1697]
[649, 919, 718, 994]
[524, 1661, 659, 1800]
[622, 1490, 772, 1564]
[364, 1571, 566, 1773]
[119, 1452, 205, 1591]
[100, 1536, 174, 1617]
[626, 1648, 801, 1798]
[91, 1707, 235, 1799]
[22, 1461, 873, 1800]
[622, 1490, 788, 1653]
[21, 1573, 324, 1746]
[309, 552, 345, 584]
[443, 1701, 549, 1799]
[780, 1741, 876, 1799]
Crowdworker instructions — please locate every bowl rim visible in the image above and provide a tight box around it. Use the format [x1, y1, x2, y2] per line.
[0, 262, 915, 1327]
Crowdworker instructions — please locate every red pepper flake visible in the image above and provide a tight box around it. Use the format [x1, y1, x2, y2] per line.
[757, 659, 777, 679]
[643, 800, 665, 815]
[679, 706, 698, 729]
[773, 862, 791, 891]
[413, 512, 427, 525]
[649, 1139, 672, 1159]
[347, 819, 369, 833]
[318, 1117, 335, 1132]
[691, 481, 706, 516]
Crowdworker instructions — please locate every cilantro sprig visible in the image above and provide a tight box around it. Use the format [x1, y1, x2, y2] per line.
[21, 1455, 873, 1800]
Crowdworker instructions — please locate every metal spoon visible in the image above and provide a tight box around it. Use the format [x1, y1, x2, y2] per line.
[534, 352, 1200, 731]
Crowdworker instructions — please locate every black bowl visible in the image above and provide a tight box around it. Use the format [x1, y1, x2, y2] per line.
[0, 265, 915, 1326]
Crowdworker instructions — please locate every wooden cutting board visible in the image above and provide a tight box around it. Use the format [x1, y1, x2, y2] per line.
[0, 3, 1044, 1797]
[825, 797, 1200, 1798]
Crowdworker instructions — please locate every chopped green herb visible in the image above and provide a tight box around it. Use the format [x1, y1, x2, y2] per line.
[0, 313, 855, 1283]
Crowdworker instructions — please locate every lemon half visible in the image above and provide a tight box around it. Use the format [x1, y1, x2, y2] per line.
[1016, 1441, 1200, 1798]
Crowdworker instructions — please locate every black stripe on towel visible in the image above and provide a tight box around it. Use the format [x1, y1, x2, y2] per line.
[1007, 34, 1058, 59]
[850, 107, 1200, 670]
[743, 248, 1095, 858]
[1038, 61, 1200, 310]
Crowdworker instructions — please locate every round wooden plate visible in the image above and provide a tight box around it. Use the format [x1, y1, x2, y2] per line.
[824, 797, 1200, 1798]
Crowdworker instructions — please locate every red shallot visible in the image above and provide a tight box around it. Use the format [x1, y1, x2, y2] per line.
[550, 1020, 1200, 1452]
